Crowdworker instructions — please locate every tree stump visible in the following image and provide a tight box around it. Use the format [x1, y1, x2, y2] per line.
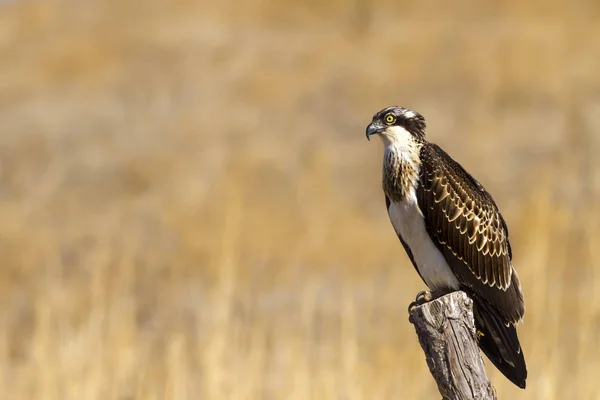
[409, 291, 497, 400]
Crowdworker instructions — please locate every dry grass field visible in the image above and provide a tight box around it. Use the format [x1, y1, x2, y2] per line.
[1, 0, 600, 398]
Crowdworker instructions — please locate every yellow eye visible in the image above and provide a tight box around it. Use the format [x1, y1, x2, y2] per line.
[385, 114, 396, 124]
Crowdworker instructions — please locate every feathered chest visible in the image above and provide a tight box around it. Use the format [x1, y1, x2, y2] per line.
[382, 144, 422, 202]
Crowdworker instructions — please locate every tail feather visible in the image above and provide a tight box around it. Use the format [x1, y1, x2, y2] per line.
[473, 297, 527, 389]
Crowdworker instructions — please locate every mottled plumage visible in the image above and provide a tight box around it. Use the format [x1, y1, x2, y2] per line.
[366, 106, 527, 389]
[417, 144, 525, 325]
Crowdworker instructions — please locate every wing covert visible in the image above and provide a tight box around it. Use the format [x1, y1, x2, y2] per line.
[417, 144, 513, 291]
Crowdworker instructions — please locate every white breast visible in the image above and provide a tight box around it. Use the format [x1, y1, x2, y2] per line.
[388, 191, 461, 291]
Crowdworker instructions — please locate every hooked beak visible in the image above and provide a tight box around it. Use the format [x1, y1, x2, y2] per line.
[365, 123, 382, 141]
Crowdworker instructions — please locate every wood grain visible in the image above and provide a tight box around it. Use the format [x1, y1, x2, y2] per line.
[409, 291, 497, 400]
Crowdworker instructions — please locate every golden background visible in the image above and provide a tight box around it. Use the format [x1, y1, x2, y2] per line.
[1, 0, 599, 398]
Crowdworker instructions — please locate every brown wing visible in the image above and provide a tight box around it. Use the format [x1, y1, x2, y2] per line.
[417, 143, 524, 322]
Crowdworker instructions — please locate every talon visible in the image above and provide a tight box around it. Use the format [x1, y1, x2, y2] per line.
[408, 300, 418, 313]
[408, 290, 433, 313]
[415, 290, 433, 303]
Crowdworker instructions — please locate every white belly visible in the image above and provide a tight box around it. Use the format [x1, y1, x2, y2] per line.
[388, 194, 460, 291]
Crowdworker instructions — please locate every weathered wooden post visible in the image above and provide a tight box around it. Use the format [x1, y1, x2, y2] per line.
[409, 291, 497, 400]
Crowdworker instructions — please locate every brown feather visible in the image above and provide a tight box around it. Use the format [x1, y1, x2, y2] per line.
[447, 197, 462, 222]
[417, 143, 522, 315]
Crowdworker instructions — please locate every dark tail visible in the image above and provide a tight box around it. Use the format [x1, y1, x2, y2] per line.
[473, 297, 527, 389]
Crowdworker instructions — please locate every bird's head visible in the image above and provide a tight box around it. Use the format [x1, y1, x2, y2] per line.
[366, 106, 426, 145]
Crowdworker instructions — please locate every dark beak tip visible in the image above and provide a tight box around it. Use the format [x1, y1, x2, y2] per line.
[366, 123, 378, 140]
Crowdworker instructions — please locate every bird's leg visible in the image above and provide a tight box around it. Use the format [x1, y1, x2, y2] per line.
[408, 290, 433, 313]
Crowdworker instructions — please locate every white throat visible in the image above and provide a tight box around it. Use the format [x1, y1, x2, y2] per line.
[379, 125, 416, 148]
[380, 126, 421, 167]
[380, 125, 422, 202]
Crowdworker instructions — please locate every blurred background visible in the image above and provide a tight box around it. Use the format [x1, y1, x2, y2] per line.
[1, 0, 599, 399]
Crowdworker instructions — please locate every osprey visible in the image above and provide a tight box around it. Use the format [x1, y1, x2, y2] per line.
[366, 106, 527, 389]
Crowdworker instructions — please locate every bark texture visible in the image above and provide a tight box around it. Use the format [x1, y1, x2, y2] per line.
[409, 291, 497, 400]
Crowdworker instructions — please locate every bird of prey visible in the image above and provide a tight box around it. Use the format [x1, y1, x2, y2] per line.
[366, 106, 527, 388]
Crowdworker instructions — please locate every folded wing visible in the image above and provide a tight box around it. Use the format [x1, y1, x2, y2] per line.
[416, 144, 524, 323]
